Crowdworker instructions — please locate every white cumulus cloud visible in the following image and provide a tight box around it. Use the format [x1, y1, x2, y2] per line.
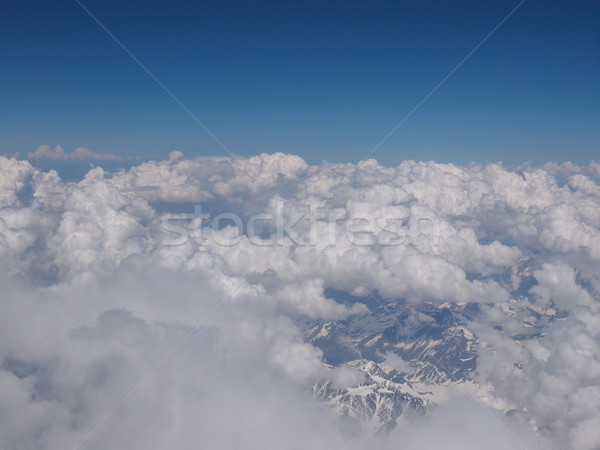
[1, 152, 598, 449]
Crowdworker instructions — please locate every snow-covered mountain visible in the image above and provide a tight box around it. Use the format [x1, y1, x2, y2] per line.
[302, 290, 550, 434]
[313, 359, 429, 435]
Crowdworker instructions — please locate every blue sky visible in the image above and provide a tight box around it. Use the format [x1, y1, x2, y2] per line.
[1, 0, 598, 167]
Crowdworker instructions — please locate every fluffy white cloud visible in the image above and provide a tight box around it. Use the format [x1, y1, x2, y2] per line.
[1, 152, 599, 449]
[107, 151, 308, 203]
[0, 156, 35, 207]
[28, 145, 120, 161]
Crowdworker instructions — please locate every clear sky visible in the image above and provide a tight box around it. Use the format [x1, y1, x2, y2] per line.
[1, 0, 598, 166]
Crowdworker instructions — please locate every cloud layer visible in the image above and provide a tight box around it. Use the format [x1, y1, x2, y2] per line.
[0, 152, 598, 449]
[28, 145, 120, 161]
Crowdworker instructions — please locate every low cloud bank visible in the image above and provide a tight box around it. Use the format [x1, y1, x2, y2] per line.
[0, 152, 598, 449]
[27, 144, 120, 161]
